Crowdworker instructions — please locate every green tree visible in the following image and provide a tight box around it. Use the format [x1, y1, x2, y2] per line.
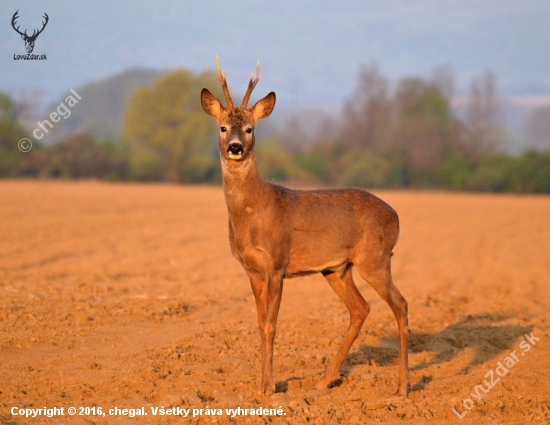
[340, 67, 463, 188]
[438, 154, 474, 190]
[123, 70, 221, 182]
[508, 150, 550, 193]
[390, 77, 461, 171]
[0, 92, 32, 177]
[42, 133, 128, 180]
[292, 152, 331, 182]
[256, 140, 309, 181]
[339, 149, 390, 188]
[468, 154, 514, 192]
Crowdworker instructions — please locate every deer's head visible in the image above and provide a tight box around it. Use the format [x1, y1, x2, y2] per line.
[11, 11, 49, 54]
[201, 56, 275, 164]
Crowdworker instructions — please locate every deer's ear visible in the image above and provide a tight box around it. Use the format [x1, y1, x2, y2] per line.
[251, 92, 276, 124]
[201, 88, 223, 119]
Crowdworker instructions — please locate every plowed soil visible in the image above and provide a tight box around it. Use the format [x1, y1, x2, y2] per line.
[1, 181, 549, 424]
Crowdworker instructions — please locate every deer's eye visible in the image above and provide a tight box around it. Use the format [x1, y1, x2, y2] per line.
[220, 126, 227, 133]
[245, 128, 253, 134]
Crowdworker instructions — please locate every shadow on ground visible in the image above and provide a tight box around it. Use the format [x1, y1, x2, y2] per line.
[341, 312, 532, 392]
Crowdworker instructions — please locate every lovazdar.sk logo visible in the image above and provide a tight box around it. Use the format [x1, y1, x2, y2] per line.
[11, 10, 48, 60]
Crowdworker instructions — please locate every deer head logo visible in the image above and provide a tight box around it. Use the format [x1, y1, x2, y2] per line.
[11, 11, 49, 54]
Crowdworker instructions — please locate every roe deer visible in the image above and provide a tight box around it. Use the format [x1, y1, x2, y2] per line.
[201, 56, 410, 396]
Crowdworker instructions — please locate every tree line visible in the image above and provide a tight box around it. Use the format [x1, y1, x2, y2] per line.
[1, 66, 549, 193]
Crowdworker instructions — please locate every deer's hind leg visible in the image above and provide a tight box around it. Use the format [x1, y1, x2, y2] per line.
[355, 256, 410, 396]
[315, 264, 370, 389]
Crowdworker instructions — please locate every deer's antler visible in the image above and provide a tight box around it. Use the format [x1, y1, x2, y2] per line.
[216, 55, 234, 109]
[32, 13, 49, 39]
[11, 11, 26, 37]
[241, 61, 260, 109]
[11, 11, 49, 40]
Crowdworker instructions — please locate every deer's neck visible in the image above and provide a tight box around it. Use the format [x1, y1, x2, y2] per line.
[221, 155, 267, 218]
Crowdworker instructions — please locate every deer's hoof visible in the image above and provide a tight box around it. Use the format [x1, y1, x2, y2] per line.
[260, 382, 275, 396]
[314, 375, 335, 390]
[394, 383, 409, 397]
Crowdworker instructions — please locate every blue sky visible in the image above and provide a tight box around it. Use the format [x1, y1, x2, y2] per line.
[1, 0, 549, 111]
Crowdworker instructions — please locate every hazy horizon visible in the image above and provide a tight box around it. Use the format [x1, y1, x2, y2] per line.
[1, 1, 550, 112]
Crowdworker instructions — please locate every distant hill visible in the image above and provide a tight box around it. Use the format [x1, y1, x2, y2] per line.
[42, 68, 166, 143]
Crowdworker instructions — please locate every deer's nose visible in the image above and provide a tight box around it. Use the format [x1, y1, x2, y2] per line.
[227, 142, 244, 156]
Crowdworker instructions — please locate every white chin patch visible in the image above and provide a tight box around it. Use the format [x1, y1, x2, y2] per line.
[228, 153, 243, 160]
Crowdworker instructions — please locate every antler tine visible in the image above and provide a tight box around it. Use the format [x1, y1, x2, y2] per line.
[11, 10, 25, 36]
[34, 13, 49, 37]
[215, 55, 234, 109]
[241, 60, 260, 109]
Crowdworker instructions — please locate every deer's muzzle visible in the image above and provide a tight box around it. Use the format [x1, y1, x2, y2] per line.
[227, 142, 244, 159]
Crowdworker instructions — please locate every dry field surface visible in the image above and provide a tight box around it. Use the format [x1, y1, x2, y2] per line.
[1, 181, 549, 424]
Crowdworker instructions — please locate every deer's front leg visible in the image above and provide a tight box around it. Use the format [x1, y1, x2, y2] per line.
[245, 250, 284, 395]
[249, 272, 283, 395]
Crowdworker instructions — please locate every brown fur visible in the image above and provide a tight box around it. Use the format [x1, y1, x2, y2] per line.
[201, 57, 410, 396]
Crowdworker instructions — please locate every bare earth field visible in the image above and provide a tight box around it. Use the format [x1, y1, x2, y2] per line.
[1, 180, 549, 424]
